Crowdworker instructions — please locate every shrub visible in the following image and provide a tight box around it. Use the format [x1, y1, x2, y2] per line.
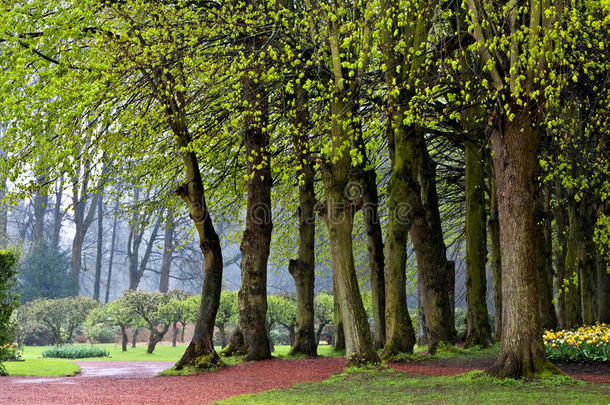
[42, 345, 110, 359]
[0, 343, 23, 361]
[544, 323, 610, 362]
[88, 325, 117, 343]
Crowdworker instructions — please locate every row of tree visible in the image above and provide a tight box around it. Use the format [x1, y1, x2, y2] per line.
[1, 0, 609, 379]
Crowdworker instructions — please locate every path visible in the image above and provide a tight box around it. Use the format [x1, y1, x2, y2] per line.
[1, 356, 609, 404]
[0, 358, 345, 405]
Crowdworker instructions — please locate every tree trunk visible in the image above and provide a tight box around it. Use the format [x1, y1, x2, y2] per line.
[51, 177, 63, 249]
[105, 203, 119, 304]
[132, 329, 139, 348]
[598, 255, 610, 323]
[488, 173, 502, 340]
[173, 135, 224, 370]
[93, 190, 104, 302]
[534, 186, 557, 331]
[172, 323, 179, 347]
[0, 174, 8, 249]
[332, 268, 345, 351]
[70, 226, 85, 296]
[159, 211, 174, 293]
[316, 322, 327, 346]
[488, 110, 561, 378]
[120, 325, 128, 352]
[464, 141, 490, 347]
[288, 87, 317, 357]
[416, 284, 427, 346]
[225, 72, 272, 362]
[552, 189, 569, 329]
[219, 325, 227, 348]
[564, 201, 587, 328]
[33, 181, 47, 245]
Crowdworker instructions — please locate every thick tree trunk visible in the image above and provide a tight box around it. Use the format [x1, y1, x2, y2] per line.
[488, 174, 502, 340]
[464, 141, 490, 347]
[225, 73, 272, 362]
[535, 187, 557, 331]
[381, 119, 417, 357]
[93, 191, 104, 302]
[489, 110, 561, 378]
[288, 88, 317, 357]
[159, 211, 174, 293]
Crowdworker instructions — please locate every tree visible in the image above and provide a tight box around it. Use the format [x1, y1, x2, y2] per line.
[22, 297, 98, 345]
[107, 299, 134, 352]
[0, 250, 19, 376]
[267, 294, 297, 347]
[121, 289, 172, 354]
[215, 291, 238, 348]
[158, 290, 197, 347]
[314, 293, 333, 346]
[18, 242, 71, 303]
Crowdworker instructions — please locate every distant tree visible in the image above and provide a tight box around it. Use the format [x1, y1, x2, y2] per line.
[121, 290, 172, 353]
[215, 291, 238, 348]
[22, 297, 98, 345]
[314, 293, 334, 346]
[158, 290, 197, 347]
[0, 250, 19, 376]
[19, 242, 70, 303]
[107, 299, 135, 352]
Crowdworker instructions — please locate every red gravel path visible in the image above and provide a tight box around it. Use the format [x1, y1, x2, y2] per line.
[0, 358, 345, 405]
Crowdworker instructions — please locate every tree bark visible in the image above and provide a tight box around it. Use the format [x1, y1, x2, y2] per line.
[51, 177, 64, 249]
[552, 187, 569, 329]
[534, 185, 557, 331]
[147, 324, 170, 354]
[287, 86, 317, 357]
[105, 203, 119, 304]
[172, 323, 179, 347]
[93, 189, 104, 302]
[332, 277, 345, 351]
[120, 325, 128, 352]
[464, 141, 490, 347]
[0, 174, 8, 249]
[225, 72, 272, 362]
[159, 211, 174, 293]
[132, 328, 139, 348]
[488, 110, 561, 378]
[564, 201, 588, 328]
[488, 172, 502, 340]
[33, 178, 48, 245]
[219, 325, 227, 348]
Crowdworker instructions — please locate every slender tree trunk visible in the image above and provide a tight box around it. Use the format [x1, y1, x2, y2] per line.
[332, 277, 345, 351]
[535, 186, 557, 331]
[464, 141, 490, 347]
[159, 211, 174, 293]
[93, 191, 104, 302]
[0, 174, 8, 249]
[564, 201, 587, 328]
[70, 226, 85, 295]
[598, 255, 610, 323]
[488, 110, 561, 378]
[33, 182, 47, 245]
[219, 325, 227, 348]
[288, 87, 317, 357]
[132, 329, 139, 348]
[51, 177, 63, 249]
[120, 325, 128, 352]
[172, 323, 179, 347]
[316, 323, 326, 346]
[488, 172, 502, 340]
[105, 203, 119, 304]
[147, 326, 170, 354]
[416, 284, 427, 346]
[225, 72, 272, 362]
[552, 189, 569, 329]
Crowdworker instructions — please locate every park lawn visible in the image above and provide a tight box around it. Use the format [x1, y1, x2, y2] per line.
[218, 368, 610, 405]
[3, 358, 80, 377]
[19, 343, 342, 363]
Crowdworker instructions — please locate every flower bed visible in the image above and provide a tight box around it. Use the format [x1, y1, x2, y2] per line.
[42, 345, 110, 359]
[0, 343, 23, 361]
[544, 323, 610, 362]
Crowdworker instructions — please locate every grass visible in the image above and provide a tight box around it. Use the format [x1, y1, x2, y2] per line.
[217, 367, 610, 404]
[3, 358, 80, 377]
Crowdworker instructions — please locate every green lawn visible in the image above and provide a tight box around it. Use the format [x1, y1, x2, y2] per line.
[218, 368, 610, 404]
[3, 358, 80, 377]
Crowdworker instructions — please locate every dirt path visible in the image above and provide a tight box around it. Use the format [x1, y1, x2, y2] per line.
[1, 356, 609, 404]
[0, 358, 345, 405]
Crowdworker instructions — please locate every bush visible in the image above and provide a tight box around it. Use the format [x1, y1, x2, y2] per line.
[88, 325, 117, 343]
[0, 343, 23, 361]
[544, 323, 610, 362]
[42, 345, 110, 359]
